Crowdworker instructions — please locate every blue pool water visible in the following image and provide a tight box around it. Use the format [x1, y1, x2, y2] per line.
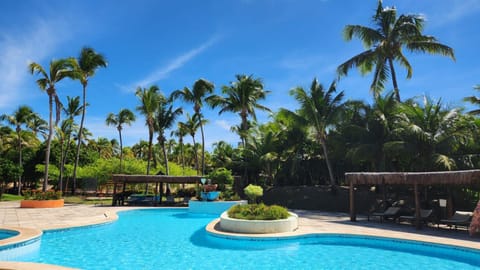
[1, 209, 479, 269]
[0, 230, 18, 240]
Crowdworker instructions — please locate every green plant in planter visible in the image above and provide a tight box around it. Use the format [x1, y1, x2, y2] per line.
[24, 190, 62, 200]
[227, 203, 289, 220]
[244, 184, 263, 204]
[208, 167, 233, 191]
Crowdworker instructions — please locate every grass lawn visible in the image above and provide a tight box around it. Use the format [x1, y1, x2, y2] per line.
[0, 193, 23, 201]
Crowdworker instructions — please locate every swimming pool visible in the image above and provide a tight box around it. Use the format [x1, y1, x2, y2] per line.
[1, 209, 479, 269]
[0, 230, 18, 240]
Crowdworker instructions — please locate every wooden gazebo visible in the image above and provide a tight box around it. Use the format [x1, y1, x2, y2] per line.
[111, 174, 204, 206]
[346, 170, 480, 229]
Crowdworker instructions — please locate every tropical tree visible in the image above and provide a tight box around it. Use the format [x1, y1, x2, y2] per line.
[180, 113, 200, 174]
[29, 58, 75, 191]
[154, 97, 183, 175]
[106, 109, 136, 172]
[135, 85, 161, 175]
[208, 74, 271, 147]
[337, 0, 455, 101]
[171, 122, 188, 174]
[0, 105, 34, 194]
[464, 85, 480, 115]
[290, 78, 344, 187]
[27, 113, 48, 139]
[71, 47, 107, 194]
[172, 78, 214, 175]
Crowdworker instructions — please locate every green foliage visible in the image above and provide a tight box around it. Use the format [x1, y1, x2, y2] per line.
[208, 167, 233, 191]
[0, 193, 23, 201]
[0, 158, 22, 183]
[244, 184, 263, 203]
[227, 203, 289, 220]
[220, 189, 240, 201]
[23, 190, 62, 200]
[177, 187, 196, 197]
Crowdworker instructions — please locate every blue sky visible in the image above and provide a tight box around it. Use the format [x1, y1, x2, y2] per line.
[1, 0, 479, 150]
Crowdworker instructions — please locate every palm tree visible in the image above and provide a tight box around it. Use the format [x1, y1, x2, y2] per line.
[290, 78, 344, 187]
[208, 74, 271, 147]
[136, 85, 161, 175]
[337, 0, 455, 101]
[72, 47, 107, 194]
[154, 98, 183, 175]
[180, 113, 200, 174]
[172, 78, 214, 175]
[171, 122, 188, 174]
[106, 109, 136, 173]
[29, 58, 75, 191]
[463, 85, 480, 115]
[27, 113, 48, 139]
[1, 105, 34, 194]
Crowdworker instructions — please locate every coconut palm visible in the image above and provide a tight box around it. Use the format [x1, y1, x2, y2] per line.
[71, 47, 107, 194]
[337, 0, 455, 101]
[180, 113, 200, 174]
[27, 113, 48, 139]
[135, 85, 161, 175]
[106, 109, 136, 173]
[172, 78, 214, 175]
[154, 98, 183, 175]
[463, 85, 480, 115]
[29, 58, 76, 191]
[208, 74, 270, 147]
[290, 78, 344, 187]
[0, 105, 34, 194]
[171, 122, 188, 174]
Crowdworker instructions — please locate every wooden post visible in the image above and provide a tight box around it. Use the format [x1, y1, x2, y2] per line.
[122, 181, 126, 206]
[350, 181, 356, 221]
[414, 183, 421, 230]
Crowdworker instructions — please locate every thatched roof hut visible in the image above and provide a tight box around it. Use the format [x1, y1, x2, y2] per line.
[346, 170, 480, 229]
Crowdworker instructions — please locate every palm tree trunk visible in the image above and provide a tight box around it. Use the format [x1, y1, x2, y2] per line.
[320, 137, 335, 187]
[59, 138, 65, 193]
[44, 94, 54, 192]
[180, 138, 185, 175]
[388, 58, 400, 102]
[200, 120, 206, 176]
[17, 130, 22, 195]
[192, 135, 199, 175]
[72, 84, 87, 195]
[119, 128, 123, 173]
[147, 127, 153, 175]
[60, 131, 72, 193]
[161, 140, 169, 175]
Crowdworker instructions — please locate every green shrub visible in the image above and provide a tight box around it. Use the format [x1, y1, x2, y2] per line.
[243, 184, 263, 203]
[227, 203, 289, 220]
[208, 167, 233, 191]
[23, 190, 62, 200]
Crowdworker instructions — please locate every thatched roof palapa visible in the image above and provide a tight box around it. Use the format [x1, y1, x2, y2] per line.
[346, 170, 480, 185]
[112, 174, 203, 184]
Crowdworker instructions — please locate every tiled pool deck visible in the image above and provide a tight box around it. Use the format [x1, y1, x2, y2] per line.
[0, 201, 479, 269]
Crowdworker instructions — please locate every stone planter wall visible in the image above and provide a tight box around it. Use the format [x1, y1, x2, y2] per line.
[20, 199, 64, 208]
[219, 211, 298, 234]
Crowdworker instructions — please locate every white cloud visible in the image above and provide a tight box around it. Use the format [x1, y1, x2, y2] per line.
[215, 119, 233, 131]
[123, 35, 220, 92]
[0, 18, 71, 110]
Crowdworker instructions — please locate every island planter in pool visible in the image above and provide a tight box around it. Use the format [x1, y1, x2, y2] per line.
[20, 199, 64, 208]
[219, 211, 299, 234]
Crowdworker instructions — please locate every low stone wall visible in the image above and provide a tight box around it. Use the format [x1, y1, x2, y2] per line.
[219, 211, 298, 234]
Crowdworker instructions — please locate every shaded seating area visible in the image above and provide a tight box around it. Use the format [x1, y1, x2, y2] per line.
[346, 169, 480, 230]
[439, 211, 472, 229]
[398, 209, 434, 225]
[111, 174, 202, 206]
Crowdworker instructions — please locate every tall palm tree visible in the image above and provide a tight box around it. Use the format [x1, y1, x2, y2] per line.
[180, 113, 200, 174]
[135, 85, 161, 175]
[1, 105, 34, 194]
[27, 113, 48, 139]
[29, 58, 75, 191]
[154, 98, 183, 175]
[463, 85, 480, 115]
[171, 122, 188, 174]
[337, 0, 455, 101]
[290, 78, 344, 187]
[208, 74, 271, 147]
[72, 47, 107, 194]
[106, 109, 136, 173]
[172, 78, 214, 175]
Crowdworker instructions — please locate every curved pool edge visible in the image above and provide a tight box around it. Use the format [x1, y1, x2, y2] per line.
[206, 218, 480, 252]
[0, 261, 79, 270]
[0, 226, 42, 251]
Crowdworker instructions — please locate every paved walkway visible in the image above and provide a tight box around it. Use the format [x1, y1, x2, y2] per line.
[0, 201, 479, 269]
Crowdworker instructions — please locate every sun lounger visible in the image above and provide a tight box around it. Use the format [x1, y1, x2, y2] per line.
[368, 207, 401, 222]
[398, 209, 433, 225]
[440, 211, 472, 229]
